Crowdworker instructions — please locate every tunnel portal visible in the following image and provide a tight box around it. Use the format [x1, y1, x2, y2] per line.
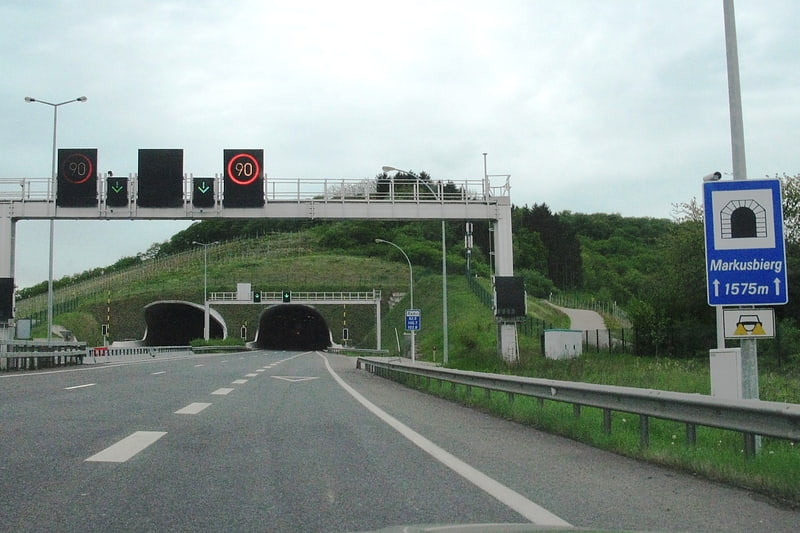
[143, 301, 226, 346]
[253, 304, 331, 351]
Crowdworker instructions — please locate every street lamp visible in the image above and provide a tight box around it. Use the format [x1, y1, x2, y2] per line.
[25, 95, 88, 344]
[375, 238, 416, 363]
[193, 241, 218, 340]
[381, 165, 440, 200]
[381, 165, 448, 365]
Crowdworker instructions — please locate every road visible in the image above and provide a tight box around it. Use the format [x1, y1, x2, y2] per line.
[1, 351, 797, 532]
[548, 303, 610, 348]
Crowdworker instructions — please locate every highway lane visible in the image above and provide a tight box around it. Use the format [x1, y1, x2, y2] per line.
[1, 351, 798, 532]
[1, 351, 531, 532]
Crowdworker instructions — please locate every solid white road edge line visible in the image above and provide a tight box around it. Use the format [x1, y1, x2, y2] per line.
[318, 352, 572, 528]
[85, 431, 167, 463]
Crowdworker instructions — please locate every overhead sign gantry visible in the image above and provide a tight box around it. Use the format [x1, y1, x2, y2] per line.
[0, 148, 519, 360]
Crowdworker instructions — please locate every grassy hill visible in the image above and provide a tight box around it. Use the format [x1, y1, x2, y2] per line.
[17, 229, 540, 360]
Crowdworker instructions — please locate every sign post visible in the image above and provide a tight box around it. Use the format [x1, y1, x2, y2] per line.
[703, 178, 787, 414]
[405, 309, 420, 363]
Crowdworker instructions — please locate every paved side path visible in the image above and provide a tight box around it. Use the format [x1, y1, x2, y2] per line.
[546, 302, 608, 348]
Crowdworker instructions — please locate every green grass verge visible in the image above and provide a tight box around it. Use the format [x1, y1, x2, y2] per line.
[388, 370, 800, 507]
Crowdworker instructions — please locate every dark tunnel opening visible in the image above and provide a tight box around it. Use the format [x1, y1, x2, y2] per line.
[143, 301, 225, 346]
[254, 304, 331, 351]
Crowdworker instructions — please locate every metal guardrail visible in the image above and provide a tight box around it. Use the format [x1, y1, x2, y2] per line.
[0, 343, 194, 370]
[356, 357, 800, 457]
[0, 341, 87, 370]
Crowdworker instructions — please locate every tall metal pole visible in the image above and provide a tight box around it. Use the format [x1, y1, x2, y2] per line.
[442, 220, 448, 365]
[722, 0, 759, 403]
[193, 241, 217, 341]
[25, 96, 87, 344]
[47, 106, 57, 345]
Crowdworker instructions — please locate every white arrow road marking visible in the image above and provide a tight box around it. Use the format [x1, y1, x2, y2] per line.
[175, 402, 212, 415]
[271, 376, 319, 383]
[85, 431, 167, 463]
[65, 383, 95, 390]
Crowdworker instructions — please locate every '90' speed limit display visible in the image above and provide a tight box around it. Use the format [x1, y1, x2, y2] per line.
[56, 148, 98, 207]
[223, 149, 264, 207]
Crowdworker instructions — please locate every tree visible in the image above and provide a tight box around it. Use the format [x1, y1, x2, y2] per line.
[776, 173, 800, 245]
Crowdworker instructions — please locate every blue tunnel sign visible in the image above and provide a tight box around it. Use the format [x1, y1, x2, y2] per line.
[703, 179, 787, 306]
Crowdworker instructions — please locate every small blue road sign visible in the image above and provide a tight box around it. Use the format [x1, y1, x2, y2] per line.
[703, 179, 787, 306]
[405, 309, 421, 331]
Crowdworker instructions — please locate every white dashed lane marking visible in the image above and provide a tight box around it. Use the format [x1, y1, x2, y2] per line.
[211, 388, 234, 395]
[85, 431, 167, 463]
[175, 402, 212, 415]
[65, 383, 95, 390]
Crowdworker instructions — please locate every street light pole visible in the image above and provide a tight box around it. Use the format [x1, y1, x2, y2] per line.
[24, 96, 87, 344]
[193, 241, 218, 341]
[381, 164, 450, 365]
[375, 238, 415, 363]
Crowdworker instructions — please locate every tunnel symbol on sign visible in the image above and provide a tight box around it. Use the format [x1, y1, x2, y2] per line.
[734, 315, 766, 336]
[720, 199, 767, 239]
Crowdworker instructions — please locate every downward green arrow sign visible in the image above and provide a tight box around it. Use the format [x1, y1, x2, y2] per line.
[198, 183, 210, 194]
[111, 182, 123, 193]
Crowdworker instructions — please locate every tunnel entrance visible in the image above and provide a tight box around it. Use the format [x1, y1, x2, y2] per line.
[253, 304, 331, 350]
[142, 301, 226, 346]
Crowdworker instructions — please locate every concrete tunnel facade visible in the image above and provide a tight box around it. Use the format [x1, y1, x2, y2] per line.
[141, 301, 331, 350]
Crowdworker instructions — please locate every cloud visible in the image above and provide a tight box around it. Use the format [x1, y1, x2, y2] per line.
[2, 0, 799, 288]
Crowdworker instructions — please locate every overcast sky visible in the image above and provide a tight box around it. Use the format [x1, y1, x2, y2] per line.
[2, 0, 799, 289]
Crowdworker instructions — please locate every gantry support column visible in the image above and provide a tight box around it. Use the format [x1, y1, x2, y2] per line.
[0, 206, 16, 339]
[493, 198, 519, 362]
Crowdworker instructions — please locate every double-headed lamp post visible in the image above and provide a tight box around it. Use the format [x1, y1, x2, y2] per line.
[24, 95, 88, 344]
[375, 238, 416, 363]
[193, 241, 218, 340]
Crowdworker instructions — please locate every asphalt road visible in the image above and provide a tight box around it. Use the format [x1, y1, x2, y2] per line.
[1, 351, 797, 532]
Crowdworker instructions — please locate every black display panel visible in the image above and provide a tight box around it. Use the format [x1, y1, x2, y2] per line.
[494, 276, 526, 317]
[106, 177, 129, 207]
[0, 277, 13, 321]
[56, 148, 97, 207]
[192, 177, 215, 208]
[223, 149, 264, 207]
[137, 149, 184, 207]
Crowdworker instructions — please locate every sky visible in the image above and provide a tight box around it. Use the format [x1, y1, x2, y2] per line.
[2, 0, 799, 289]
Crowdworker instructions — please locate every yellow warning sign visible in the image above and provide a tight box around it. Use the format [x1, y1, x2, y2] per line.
[723, 308, 774, 339]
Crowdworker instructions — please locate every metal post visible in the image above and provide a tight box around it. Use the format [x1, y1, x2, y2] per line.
[442, 220, 448, 365]
[723, 0, 760, 404]
[24, 96, 87, 344]
[375, 238, 414, 362]
[193, 241, 217, 341]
